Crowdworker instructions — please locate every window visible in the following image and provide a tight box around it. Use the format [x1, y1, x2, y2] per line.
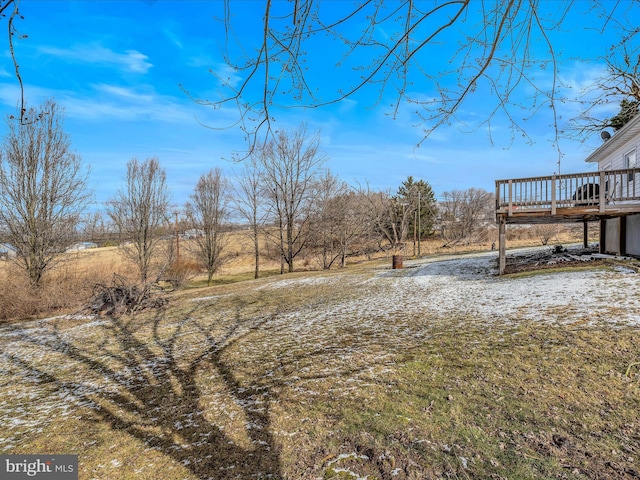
[624, 149, 637, 183]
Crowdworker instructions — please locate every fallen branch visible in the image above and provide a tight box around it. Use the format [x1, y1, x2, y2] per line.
[81, 274, 167, 317]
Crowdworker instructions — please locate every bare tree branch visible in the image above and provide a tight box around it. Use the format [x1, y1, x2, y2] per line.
[190, 0, 637, 155]
[106, 158, 172, 286]
[0, 100, 90, 286]
[566, 27, 640, 139]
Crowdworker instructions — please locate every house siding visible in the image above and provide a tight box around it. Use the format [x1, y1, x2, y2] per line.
[590, 121, 640, 257]
[597, 140, 638, 171]
[605, 218, 621, 255]
[626, 214, 640, 256]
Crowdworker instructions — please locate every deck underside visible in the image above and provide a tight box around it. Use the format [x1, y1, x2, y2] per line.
[496, 204, 640, 225]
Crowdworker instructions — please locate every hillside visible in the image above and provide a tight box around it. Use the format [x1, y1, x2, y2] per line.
[1, 249, 639, 478]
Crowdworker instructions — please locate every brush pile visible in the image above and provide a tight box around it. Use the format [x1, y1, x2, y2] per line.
[83, 274, 167, 317]
[504, 245, 602, 274]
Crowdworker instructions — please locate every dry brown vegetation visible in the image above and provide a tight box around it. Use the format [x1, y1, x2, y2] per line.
[1, 246, 639, 479]
[0, 224, 597, 323]
[0, 248, 131, 322]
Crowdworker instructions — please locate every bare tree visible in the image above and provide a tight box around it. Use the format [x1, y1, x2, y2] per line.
[233, 155, 268, 279]
[79, 211, 112, 246]
[308, 170, 350, 269]
[440, 188, 495, 247]
[0, 100, 90, 286]
[342, 187, 389, 258]
[532, 224, 560, 246]
[334, 190, 374, 268]
[189, 1, 639, 153]
[186, 168, 230, 285]
[570, 29, 640, 137]
[342, 190, 387, 263]
[106, 157, 171, 285]
[364, 188, 415, 255]
[260, 125, 325, 273]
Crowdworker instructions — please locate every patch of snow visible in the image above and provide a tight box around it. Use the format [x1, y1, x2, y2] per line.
[261, 276, 334, 290]
[190, 293, 232, 302]
[327, 453, 370, 466]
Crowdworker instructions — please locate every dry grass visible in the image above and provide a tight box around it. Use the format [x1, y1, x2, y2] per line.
[1, 251, 639, 479]
[0, 251, 130, 322]
[0, 224, 593, 322]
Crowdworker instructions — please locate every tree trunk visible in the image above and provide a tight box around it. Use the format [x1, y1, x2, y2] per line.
[287, 219, 294, 273]
[253, 234, 260, 279]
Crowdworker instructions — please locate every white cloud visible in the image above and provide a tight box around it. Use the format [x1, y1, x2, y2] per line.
[186, 54, 215, 68]
[39, 44, 153, 74]
[558, 62, 608, 95]
[92, 84, 156, 104]
[73, 85, 196, 123]
[0, 83, 57, 109]
[0, 82, 197, 124]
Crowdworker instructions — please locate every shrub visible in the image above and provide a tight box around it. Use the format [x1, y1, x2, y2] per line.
[0, 261, 116, 323]
[163, 260, 201, 289]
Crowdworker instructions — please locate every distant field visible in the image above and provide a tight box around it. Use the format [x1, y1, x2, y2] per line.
[0, 223, 598, 284]
[0, 225, 598, 321]
[1, 248, 638, 479]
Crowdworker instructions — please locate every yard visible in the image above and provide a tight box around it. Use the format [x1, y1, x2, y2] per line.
[1, 249, 639, 479]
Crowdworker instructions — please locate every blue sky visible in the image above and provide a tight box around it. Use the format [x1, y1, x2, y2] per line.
[0, 1, 636, 208]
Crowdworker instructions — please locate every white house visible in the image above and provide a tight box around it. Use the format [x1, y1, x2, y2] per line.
[494, 114, 640, 273]
[584, 113, 640, 257]
[0, 243, 17, 259]
[66, 242, 99, 252]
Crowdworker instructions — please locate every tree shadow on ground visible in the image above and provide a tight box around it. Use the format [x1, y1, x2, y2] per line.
[5, 308, 284, 479]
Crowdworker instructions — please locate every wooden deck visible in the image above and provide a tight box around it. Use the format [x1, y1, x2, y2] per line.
[494, 168, 640, 274]
[496, 168, 640, 224]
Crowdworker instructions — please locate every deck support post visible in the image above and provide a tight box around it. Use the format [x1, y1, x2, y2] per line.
[620, 215, 627, 256]
[583, 221, 589, 248]
[599, 218, 606, 254]
[499, 216, 506, 275]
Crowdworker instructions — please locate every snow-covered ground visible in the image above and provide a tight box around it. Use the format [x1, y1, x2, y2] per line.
[1, 248, 638, 475]
[232, 249, 640, 383]
[376, 250, 640, 325]
[255, 248, 640, 337]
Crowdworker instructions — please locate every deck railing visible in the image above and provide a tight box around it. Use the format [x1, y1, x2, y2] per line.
[496, 168, 640, 215]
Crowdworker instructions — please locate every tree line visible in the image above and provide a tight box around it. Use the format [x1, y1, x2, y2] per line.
[0, 101, 495, 289]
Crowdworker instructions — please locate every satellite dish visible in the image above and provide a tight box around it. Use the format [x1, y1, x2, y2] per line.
[601, 130, 612, 142]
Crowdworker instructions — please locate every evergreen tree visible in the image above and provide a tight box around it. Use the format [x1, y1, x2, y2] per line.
[610, 98, 639, 131]
[395, 176, 438, 239]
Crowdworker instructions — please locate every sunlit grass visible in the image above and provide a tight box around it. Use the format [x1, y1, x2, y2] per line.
[1, 242, 638, 478]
